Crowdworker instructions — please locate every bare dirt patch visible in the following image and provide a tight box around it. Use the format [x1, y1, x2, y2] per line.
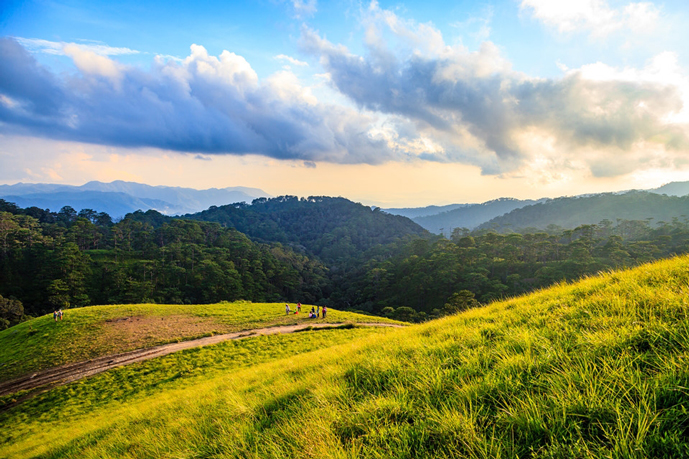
[98, 315, 232, 352]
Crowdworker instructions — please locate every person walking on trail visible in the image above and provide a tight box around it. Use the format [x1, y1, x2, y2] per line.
[322, 306, 327, 319]
[53, 311, 58, 322]
[285, 304, 291, 315]
[297, 302, 301, 312]
[58, 309, 63, 321]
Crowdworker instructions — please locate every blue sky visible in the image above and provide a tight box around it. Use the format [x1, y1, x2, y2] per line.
[2, 0, 689, 206]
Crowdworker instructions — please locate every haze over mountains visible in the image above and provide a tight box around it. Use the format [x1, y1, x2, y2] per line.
[386, 198, 546, 235]
[3, 179, 689, 233]
[0, 181, 270, 218]
[383, 181, 689, 235]
[476, 191, 689, 232]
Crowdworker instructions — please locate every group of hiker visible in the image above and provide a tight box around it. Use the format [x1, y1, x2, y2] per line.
[285, 302, 327, 319]
[53, 309, 64, 321]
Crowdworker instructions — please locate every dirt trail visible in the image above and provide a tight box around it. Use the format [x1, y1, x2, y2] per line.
[0, 322, 402, 399]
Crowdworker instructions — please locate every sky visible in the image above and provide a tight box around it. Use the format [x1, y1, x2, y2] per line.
[2, 0, 689, 207]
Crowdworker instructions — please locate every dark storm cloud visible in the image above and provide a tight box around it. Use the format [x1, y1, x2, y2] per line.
[0, 38, 396, 165]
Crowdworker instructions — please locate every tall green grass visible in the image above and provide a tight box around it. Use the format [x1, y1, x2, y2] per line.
[0, 302, 398, 382]
[4, 256, 689, 458]
[1, 326, 392, 458]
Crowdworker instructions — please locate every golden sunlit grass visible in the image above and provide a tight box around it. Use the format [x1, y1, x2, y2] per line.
[4, 256, 689, 458]
[0, 302, 399, 383]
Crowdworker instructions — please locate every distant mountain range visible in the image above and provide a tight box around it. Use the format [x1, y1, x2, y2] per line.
[382, 180, 689, 235]
[476, 191, 689, 232]
[3, 178, 689, 232]
[412, 198, 546, 234]
[651, 181, 689, 197]
[0, 181, 270, 218]
[383, 198, 546, 234]
[380, 204, 469, 219]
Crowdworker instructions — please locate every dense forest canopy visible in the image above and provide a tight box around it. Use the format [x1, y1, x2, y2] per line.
[4, 193, 689, 327]
[182, 196, 429, 265]
[329, 217, 689, 320]
[0, 199, 329, 322]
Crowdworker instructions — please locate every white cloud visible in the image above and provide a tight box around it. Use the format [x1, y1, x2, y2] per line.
[13, 37, 139, 56]
[520, 0, 660, 38]
[275, 54, 309, 67]
[0, 38, 411, 165]
[450, 6, 494, 44]
[624, 2, 660, 33]
[292, 0, 317, 17]
[63, 44, 123, 82]
[577, 51, 689, 123]
[300, 2, 689, 177]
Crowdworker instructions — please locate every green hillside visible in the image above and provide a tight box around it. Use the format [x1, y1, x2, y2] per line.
[478, 191, 689, 232]
[3, 256, 689, 457]
[182, 195, 429, 263]
[0, 302, 398, 383]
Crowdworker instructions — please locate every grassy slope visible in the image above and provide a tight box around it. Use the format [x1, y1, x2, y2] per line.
[4, 255, 689, 458]
[1, 327, 394, 458]
[0, 302, 399, 383]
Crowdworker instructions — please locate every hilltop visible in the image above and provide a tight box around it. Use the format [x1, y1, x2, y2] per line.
[181, 195, 429, 264]
[0, 301, 399, 384]
[9, 192, 689, 322]
[651, 179, 689, 197]
[2, 256, 689, 457]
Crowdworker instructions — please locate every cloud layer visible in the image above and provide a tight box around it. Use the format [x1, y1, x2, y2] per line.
[1, 0, 688, 179]
[521, 0, 659, 38]
[12, 37, 140, 57]
[0, 38, 400, 164]
[299, 2, 689, 176]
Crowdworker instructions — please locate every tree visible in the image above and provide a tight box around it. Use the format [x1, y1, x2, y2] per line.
[393, 306, 417, 322]
[0, 212, 19, 258]
[78, 208, 98, 223]
[380, 306, 396, 318]
[57, 206, 78, 226]
[47, 279, 70, 309]
[443, 290, 479, 315]
[0, 295, 24, 329]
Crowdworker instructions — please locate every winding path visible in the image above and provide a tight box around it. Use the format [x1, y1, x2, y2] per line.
[0, 322, 402, 399]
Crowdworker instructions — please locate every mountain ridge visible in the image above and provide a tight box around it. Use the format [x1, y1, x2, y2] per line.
[476, 190, 689, 231]
[0, 180, 271, 217]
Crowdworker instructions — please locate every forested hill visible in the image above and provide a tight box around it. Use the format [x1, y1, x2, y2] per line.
[0, 200, 329, 319]
[413, 197, 542, 234]
[477, 191, 689, 232]
[0, 196, 427, 321]
[177, 196, 429, 264]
